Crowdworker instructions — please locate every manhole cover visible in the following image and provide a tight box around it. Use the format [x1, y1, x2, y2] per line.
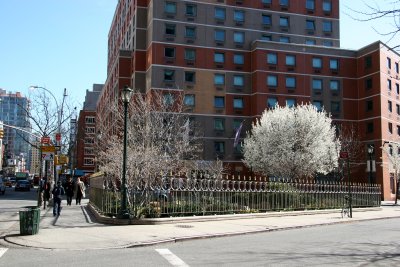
[175, 224, 194, 228]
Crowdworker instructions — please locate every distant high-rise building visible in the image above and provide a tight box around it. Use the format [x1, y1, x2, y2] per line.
[0, 89, 31, 171]
[95, 0, 400, 201]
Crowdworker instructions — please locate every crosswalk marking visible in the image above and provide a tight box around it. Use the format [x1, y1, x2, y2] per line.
[0, 248, 8, 258]
[156, 248, 189, 267]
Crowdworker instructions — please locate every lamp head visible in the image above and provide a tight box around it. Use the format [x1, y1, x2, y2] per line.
[121, 86, 133, 103]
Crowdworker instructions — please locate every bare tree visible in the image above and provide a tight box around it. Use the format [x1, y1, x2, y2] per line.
[382, 142, 400, 204]
[348, 0, 400, 50]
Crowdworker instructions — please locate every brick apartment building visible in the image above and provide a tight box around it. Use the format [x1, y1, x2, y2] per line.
[75, 85, 104, 176]
[95, 0, 400, 200]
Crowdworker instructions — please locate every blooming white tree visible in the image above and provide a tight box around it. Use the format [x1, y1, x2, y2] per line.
[243, 104, 340, 179]
[382, 142, 400, 204]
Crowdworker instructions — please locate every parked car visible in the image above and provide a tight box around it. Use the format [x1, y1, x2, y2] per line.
[15, 180, 31, 191]
[0, 178, 5, 195]
[9, 177, 16, 186]
[4, 178, 12, 187]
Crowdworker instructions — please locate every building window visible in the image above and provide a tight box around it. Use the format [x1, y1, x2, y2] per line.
[366, 100, 373, 111]
[214, 52, 225, 63]
[184, 49, 196, 61]
[233, 32, 245, 44]
[286, 76, 296, 88]
[398, 125, 400, 136]
[262, 0, 272, 4]
[214, 74, 225, 85]
[84, 158, 94, 166]
[233, 98, 244, 109]
[329, 59, 339, 70]
[397, 104, 400, 115]
[262, 15, 272, 26]
[214, 96, 225, 108]
[214, 30, 225, 42]
[267, 53, 277, 64]
[234, 10, 245, 23]
[164, 47, 175, 58]
[388, 79, 392, 90]
[164, 70, 175, 81]
[233, 119, 243, 130]
[267, 97, 277, 108]
[184, 94, 195, 106]
[313, 100, 323, 111]
[387, 57, 392, 69]
[185, 26, 196, 38]
[312, 57, 322, 68]
[215, 7, 226, 20]
[85, 116, 95, 124]
[84, 147, 94, 155]
[234, 53, 244, 65]
[306, 39, 316, 45]
[389, 122, 393, 134]
[261, 35, 272, 41]
[214, 141, 225, 154]
[322, 40, 333, 47]
[331, 101, 340, 113]
[234, 75, 244, 87]
[280, 0, 289, 7]
[165, 2, 177, 14]
[306, 20, 315, 31]
[389, 100, 393, 112]
[367, 122, 374, 133]
[306, 0, 315, 10]
[322, 21, 332, 32]
[267, 75, 278, 87]
[163, 93, 174, 106]
[185, 72, 195, 83]
[214, 118, 225, 131]
[185, 4, 197, 16]
[280, 17, 289, 27]
[397, 83, 400, 94]
[286, 55, 296, 66]
[286, 98, 296, 108]
[323, 0, 332, 12]
[165, 24, 176, 35]
[279, 36, 290, 43]
[85, 127, 95, 134]
[330, 80, 339, 91]
[365, 78, 373, 89]
[365, 56, 372, 68]
[312, 79, 323, 90]
[84, 137, 95, 144]
[396, 62, 399, 73]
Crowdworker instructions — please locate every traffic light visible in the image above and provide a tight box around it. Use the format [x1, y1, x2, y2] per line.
[0, 129, 4, 139]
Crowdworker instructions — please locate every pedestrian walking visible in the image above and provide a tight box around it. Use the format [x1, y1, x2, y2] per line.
[52, 181, 65, 216]
[43, 179, 51, 210]
[74, 177, 86, 205]
[64, 177, 74, 205]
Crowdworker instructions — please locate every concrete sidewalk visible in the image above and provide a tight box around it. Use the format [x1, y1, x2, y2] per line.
[4, 200, 400, 250]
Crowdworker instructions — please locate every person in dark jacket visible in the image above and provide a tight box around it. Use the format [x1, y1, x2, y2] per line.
[52, 181, 65, 216]
[63, 177, 74, 206]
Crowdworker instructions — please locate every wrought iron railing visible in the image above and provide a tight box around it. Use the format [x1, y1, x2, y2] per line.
[89, 176, 381, 219]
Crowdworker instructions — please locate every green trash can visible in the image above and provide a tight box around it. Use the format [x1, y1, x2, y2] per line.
[19, 206, 40, 235]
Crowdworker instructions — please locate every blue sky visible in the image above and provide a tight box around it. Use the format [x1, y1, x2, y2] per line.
[0, 0, 399, 109]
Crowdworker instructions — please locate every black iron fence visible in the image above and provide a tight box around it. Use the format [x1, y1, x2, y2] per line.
[89, 176, 381, 218]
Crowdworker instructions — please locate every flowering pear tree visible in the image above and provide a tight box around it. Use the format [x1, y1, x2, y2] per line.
[243, 104, 340, 179]
[382, 143, 400, 204]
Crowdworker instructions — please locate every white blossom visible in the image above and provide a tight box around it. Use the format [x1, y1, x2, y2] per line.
[243, 104, 340, 179]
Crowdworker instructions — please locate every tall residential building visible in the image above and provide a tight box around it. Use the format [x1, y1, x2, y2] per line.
[75, 84, 104, 176]
[96, 0, 400, 200]
[0, 89, 31, 171]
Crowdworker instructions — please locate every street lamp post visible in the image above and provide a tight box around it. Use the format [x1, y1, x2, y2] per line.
[118, 85, 133, 219]
[368, 145, 374, 184]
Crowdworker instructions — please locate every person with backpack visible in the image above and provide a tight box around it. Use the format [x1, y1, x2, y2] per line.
[52, 181, 65, 216]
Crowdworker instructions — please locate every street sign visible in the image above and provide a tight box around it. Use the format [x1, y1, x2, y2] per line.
[42, 152, 55, 161]
[41, 136, 50, 144]
[340, 151, 349, 159]
[41, 146, 55, 153]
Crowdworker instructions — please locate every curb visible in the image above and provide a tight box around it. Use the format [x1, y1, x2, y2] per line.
[87, 203, 382, 225]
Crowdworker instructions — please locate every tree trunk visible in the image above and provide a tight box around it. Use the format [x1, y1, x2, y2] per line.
[395, 177, 399, 205]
